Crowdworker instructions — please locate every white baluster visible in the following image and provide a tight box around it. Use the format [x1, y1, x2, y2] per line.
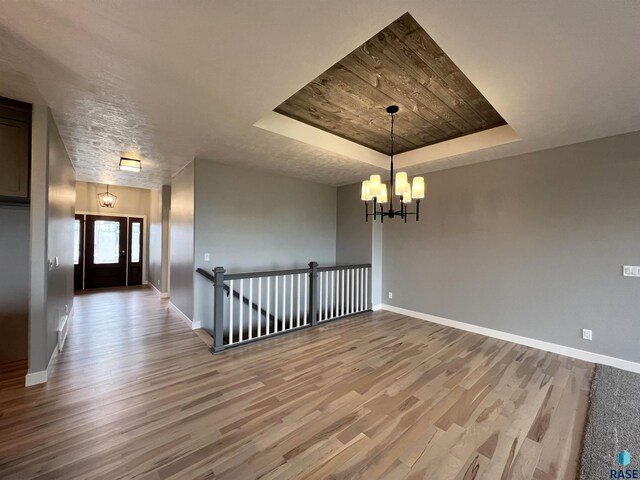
[229, 279, 234, 344]
[335, 269, 340, 318]
[364, 268, 368, 310]
[239, 279, 244, 342]
[324, 271, 329, 320]
[289, 274, 294, 330]
[266, 276, 271, 335]
[331, 270, 335, 319]
[351, 269, 355, 314]
[297, 273, 301, 328]
[341, 269, 345, 316]
[258, 277, 262, 338]
[319, 270, 323, 321]
[356, 268, 362, 312]
[282, 275, 287, 330]
[248, 278, 253, 339]
[304, 273, 308, 325]
[274, 276, 279, 333]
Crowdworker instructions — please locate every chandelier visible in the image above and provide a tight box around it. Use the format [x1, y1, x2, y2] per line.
[361, 106, 425, 222]
[97, 184, 117, 208]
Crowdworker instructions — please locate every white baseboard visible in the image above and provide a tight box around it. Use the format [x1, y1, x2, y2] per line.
[169, 301, 194, 329]
[57, 305, 74, 352]
[381, 304, 640, 374]
[191, 321, 202, 329]
[372, 304, 383, 311]
[149, 282, 170, 299]
[25, 344, 59, 387]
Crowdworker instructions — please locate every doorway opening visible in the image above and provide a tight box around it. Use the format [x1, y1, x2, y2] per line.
[74, 214, 145, 290]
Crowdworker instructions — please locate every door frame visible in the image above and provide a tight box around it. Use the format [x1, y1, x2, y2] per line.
[76, 211, 148, 287]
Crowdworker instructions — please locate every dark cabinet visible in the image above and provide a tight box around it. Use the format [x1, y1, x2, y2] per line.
[0, 97, 31, 203]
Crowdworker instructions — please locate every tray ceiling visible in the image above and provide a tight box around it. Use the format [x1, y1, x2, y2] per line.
[275, 12, 506, 155]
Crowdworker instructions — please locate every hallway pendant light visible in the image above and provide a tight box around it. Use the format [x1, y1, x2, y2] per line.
[97, 185, 117, 208]
[119, 157, 142, 172]
[361, 106, 425, 222]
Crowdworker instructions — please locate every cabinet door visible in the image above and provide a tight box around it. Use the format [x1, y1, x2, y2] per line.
[0, 117, 30, 199]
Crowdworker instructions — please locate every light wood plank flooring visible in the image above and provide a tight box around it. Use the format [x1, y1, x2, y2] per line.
[0, 287, 593, 479]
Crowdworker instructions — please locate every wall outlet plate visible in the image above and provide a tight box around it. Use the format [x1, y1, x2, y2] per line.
[623, 266, 640, 277]
[388, 292, 393, 299]
[582, 329, 593, 341]
[204, 253, 210, 261]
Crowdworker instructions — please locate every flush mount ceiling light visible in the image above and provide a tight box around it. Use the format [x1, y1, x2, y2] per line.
[361, 106, 425, 223]
[97, 184, 117, 208]
[119, 157, 142, 172]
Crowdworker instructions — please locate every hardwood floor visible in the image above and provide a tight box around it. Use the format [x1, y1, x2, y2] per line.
[0, 287, 593, 479]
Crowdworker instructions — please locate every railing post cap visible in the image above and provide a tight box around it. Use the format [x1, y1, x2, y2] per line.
[309, 261, 318, 268]
[213, 266, 225, 273]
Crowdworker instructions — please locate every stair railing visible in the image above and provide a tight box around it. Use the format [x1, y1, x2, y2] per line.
[196, 262, 372, 352]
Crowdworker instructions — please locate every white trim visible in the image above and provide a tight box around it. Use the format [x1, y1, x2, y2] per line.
[25, 345, 59, 387]
[381, 304, 640, 374]
[57, 305, 74, 352]
[254, 111, 388, 168]
[372, 304, 383, 311]
[169, 301, 194, 329]
[149, 281, 170, 299]
[254, 112, 520, 171]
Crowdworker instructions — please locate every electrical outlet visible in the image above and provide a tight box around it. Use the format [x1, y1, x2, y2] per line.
[157, 279, 161, 286]
[582, 329, 593, 341]
[64, 304, 68, 315]
[204, 253, 210, 261]
[388, 292, 393, 299]
[623, 266, 640, 277]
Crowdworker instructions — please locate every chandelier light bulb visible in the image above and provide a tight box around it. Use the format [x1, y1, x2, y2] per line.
[369, 175, 382, 197]
[412, 177, 425, 199]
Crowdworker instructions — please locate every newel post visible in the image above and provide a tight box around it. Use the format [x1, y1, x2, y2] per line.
[308, 261, 318, 327]
[213, 266, 226, 352]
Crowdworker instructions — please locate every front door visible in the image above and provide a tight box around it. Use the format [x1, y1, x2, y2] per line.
[84, 215, 127, 288]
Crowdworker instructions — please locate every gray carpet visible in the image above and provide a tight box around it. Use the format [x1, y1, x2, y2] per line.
[580, 364, 640, 479]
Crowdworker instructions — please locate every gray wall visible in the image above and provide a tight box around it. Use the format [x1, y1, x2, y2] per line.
[0, 205, 29, 362]
[193, 160, 337, 330]
[382, 130, 640, 363]
[336, 182, 372, 264]
[149, 187, 162, 290]
[46, 112, 76, 360]
[170, 162, 195, 319]
[29, 105, 76, 374]
[149, 185, 171, 294]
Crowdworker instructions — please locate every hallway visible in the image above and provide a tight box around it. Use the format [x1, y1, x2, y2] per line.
[0, 287, 592, 479]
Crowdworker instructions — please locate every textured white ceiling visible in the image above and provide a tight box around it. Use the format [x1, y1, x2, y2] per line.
[0, 0, 639, 188]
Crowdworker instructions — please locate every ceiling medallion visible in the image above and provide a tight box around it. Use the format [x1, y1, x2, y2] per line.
[97, 184, 117, 208]
[361, 106, 425, 222]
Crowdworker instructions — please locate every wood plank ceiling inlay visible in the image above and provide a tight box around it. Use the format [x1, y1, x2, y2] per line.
[0, 287, 592, 479]
[275, 12, 507, 155]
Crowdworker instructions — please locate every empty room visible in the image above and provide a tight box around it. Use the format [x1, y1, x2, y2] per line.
[1, 1, 639, 479]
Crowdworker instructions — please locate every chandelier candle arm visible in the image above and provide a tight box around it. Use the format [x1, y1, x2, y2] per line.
[361, 105, 425, 223]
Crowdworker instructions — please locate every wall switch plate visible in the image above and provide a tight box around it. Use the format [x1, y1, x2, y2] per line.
[623, 266, 640, 277]
[582, 329, 593, 341]
[54, 256, 59, 267]
[64, 304, 68, 315]
[204, 253, 210, 261]
[388, 292, 393, 299]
